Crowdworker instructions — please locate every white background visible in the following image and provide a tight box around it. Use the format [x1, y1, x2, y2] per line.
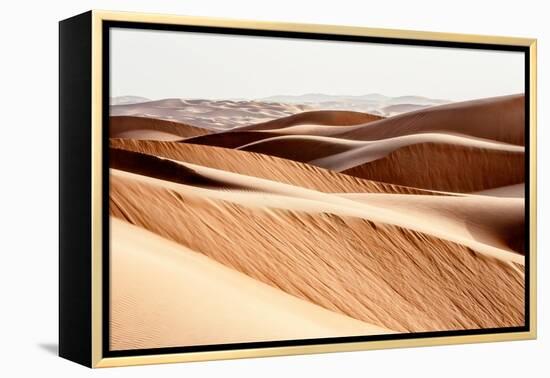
[0, 0, 547, 376]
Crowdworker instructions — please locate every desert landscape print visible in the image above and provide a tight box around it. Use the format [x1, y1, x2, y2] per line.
[108, 28, 526, 351]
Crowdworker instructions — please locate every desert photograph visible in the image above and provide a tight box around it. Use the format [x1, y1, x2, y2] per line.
[108, 28, 526, 351]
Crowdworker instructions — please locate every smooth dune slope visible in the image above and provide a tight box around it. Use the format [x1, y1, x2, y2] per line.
[475, 183, 525, 198]
[110, 138, 445, 196]
[110, 115, 210, 141]
[339, 142, 524, 192]
[111, 218, 390, 350]
[182, 130, 287, 149]
[339, 193, 525, 255]
[237, 110, 383, 131]
[309, 133, 523, 170]
[335, 94, 525, 145]
[258, 123, 362, 136]
[238, 135, 363, 162]
[110, 167, 525, 333]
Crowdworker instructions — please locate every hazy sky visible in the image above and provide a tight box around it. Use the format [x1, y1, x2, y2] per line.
[110, 27, 524, 102]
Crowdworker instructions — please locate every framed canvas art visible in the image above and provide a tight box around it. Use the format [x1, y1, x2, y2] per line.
[59, 10, 537, 368]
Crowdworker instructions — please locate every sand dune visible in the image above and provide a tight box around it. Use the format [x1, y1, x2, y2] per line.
[259, 123, 361, 136]
[111, 218, 390, 350]
[110, 169, 524, 333]
[110, 155, 523, 262]
[183, 130, 287, 149]
[110, 148, 247, 190]
[238, 110, 383, 131]
[108, 92, 526, 349]
[110, 116, 210, 141]
[335, 94, 525, 145]
[180, 110, 382, 149]
[238, 133, 522, 167]
[339, 141, 524, 192]
[229, 133, 524, 193]
[110, 98, 310, 130]
[238, 135, 363, 162]
[381, 103, 429, 115]
[176, 96, 525, 193]
[339, 193, 524, 255]
[259, 93, 448, 115]
[111, 138, 445, 196]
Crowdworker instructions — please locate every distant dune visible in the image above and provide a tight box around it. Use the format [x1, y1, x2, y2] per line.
[258, 93, 448, 115]
[110, 96, 150, 106]
[238, 110, 383, 131]
[108, 93, 526, 350]
[336, 94, 525, 145]
[110, 116, 210, 141]
[110, 98, 310, 130]
[381, 103, 429, 115]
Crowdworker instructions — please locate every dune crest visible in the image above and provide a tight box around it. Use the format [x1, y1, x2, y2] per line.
[339, 142, 524, 192]
[238, 110, 383, 131]
[110, 155, 523, 262]
[110, 115, 210, 141]
[111, 138, 444, 195]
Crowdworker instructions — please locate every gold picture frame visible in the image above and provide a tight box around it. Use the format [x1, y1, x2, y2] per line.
[59, 10, 537, 368]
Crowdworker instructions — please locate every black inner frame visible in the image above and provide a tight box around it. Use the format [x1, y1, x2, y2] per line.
[102, 20, 531, 358]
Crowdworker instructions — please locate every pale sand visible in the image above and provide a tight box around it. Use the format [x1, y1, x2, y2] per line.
[113, 129, 183, 141]
[260, 124, 362, 136]
[475, 183, 525, 198]
[110, 218, 390, 350]
[110, 172, 525, 333]
[338, 193, 524, 255]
